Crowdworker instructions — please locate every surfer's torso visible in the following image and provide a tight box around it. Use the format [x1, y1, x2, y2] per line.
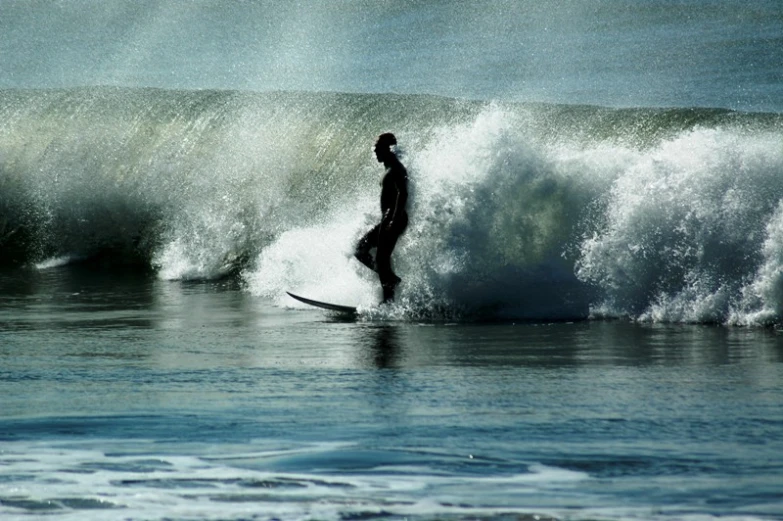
[380, 157, 408, 220]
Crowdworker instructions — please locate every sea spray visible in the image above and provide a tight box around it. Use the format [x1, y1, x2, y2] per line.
[576, 128, 783, 323]
[391, 107, 598, 319]
[2, 87, 782, 324]
[246, 201, 380, 310]
[729, 201, 783, 326]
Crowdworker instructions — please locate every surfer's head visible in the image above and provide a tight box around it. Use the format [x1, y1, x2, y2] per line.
[374, 132, 397, 162]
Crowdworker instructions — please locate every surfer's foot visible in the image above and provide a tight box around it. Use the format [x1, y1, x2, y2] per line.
[381, 275, 402, 304]
[354, 252, 376, 272]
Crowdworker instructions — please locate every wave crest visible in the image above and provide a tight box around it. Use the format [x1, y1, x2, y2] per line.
[2, 87, 782, 324]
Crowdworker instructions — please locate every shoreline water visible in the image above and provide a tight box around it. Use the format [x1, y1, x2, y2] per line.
[1, 266, 782, 520]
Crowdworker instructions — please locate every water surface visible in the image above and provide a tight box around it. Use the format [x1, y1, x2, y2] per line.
[2, 267, 781, 520]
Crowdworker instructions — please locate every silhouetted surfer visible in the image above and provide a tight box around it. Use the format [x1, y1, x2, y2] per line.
[355, 133, 409, 303]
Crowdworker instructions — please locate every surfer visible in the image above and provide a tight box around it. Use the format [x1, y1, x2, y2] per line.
[355, 132, 409, 303]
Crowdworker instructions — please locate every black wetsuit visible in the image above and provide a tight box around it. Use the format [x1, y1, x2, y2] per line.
[355, 155, 409, 302]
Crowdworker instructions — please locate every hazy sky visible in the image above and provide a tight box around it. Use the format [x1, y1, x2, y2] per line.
[1, 0, 780, 110]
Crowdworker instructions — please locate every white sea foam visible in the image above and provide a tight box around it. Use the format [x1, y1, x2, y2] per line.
[245, 201, 379, 308]
[2, 88, 782, 324]
[34, 255, 83, 270]
[0, 440, 593, 521]
[576, 128, 783, 324]
[2, 437, 780, 521]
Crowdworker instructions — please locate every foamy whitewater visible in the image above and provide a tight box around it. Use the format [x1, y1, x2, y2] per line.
[1, 88, 781, 324]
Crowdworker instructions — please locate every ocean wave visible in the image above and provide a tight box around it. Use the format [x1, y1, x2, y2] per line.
[1, 87, 782, 324]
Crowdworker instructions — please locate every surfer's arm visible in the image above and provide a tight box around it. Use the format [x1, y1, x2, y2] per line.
[392, 180, 408, 222]
[385, 174, 408, 228]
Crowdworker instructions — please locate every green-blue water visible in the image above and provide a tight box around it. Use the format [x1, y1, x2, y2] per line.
[2, 1, 783, 519]
[1, 267, 782, 520]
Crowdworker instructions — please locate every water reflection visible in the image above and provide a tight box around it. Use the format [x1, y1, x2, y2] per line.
[2, 264, 783, 372]
[348, 321, 783, 370]
[359, 325, 402, 369]
[0, 264, 158, 330]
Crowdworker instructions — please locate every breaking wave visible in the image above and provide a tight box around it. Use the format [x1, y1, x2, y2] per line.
[1, 87, 782, 324]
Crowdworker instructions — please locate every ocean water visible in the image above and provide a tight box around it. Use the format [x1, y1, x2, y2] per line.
[2, 266, 782, 521]
[1, 1, 783, 520]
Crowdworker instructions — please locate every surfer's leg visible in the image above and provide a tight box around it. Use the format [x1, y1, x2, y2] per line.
[355, 223, 381, 271]
[381, 280, 399, 303]
[378, 259, 402, 303]
[377, 215, 407, 302]
[376, 230, 397, 281]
